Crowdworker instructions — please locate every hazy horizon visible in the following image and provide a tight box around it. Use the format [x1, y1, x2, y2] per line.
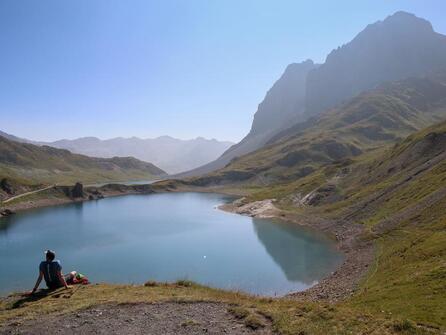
[1, 0, 445, 143]
[3, 130, 235, 144]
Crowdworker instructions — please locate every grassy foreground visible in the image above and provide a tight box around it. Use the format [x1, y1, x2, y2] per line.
[0, 281, 434, 335]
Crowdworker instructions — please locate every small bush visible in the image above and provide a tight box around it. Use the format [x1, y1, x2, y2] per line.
[257, 309, 274, 321]
[228, 306, 249, 319]
[392, 319, 417, 333]
[175, 280, 195, 287]
[244, 315, 265, 330]
[144, 280, 158, 287]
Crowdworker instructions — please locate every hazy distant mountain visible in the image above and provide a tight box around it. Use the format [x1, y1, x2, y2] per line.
[180, 11, 446, 178]
[42, 136, 234, 174]
[0, 135, 166, 185]
[0, 130, 31, 144]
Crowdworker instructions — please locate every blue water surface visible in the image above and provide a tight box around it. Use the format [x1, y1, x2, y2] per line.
[0, 193, 343, 296]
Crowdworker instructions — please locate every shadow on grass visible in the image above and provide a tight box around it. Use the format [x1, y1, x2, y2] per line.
[8, 288, 75, 310]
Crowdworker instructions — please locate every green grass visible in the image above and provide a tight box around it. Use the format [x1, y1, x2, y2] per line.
[350, 201, 446, 329]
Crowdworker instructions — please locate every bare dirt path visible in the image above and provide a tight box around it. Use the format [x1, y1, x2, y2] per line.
[0, 302, 272, 335]
[2, 185, 55, 204]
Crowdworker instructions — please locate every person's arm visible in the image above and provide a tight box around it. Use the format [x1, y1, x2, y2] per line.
[29, 271, 43, 295]
[57, 270, 71, 289]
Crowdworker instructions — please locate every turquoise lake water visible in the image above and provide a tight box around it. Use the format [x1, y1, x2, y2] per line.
[0, 192, 343, 296]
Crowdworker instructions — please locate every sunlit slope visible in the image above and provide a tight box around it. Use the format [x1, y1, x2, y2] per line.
[248, 120, 446, 328]
[320, 121, 446, 328]
[189, 73, 446, 186]
[0, 135, 166, 185]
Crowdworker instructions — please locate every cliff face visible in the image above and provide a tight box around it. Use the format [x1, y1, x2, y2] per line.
[305, 11, 446, 117]
[178, 60, 317, 177]
[249, 60, 318, 136]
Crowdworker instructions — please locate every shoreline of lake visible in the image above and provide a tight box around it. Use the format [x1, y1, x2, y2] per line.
[218, 196, 375, 302]
[0, 184, 373, 302]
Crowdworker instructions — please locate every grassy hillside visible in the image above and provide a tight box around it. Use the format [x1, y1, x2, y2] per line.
[0, 135, 166, 186]
[234, 120, 446, 329]
[189, 74, 446, 187]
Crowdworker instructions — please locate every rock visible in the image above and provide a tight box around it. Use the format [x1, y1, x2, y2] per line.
[301, 184, 340, 206]
[0, 209, 16, 216]
[0, 178, 14, 195]
[71, 183, 84, 198]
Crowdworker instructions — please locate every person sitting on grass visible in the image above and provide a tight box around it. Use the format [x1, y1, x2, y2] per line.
[28, 250, 71, 295]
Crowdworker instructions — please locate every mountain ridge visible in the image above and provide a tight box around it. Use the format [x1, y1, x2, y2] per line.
[0, 132, 233, 174]
[183, 72, 446, 187]
[177, 59, 318, 178]
[0, 135, 167, 186]
[305, 11, 446, 117]
[179, 11, 446, 178]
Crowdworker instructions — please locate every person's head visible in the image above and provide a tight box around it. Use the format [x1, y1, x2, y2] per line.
[45, 250, 56, 262]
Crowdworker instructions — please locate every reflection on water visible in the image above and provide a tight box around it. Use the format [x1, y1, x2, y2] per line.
[253, 219, 342, 284]
[0, 193, 343, 296]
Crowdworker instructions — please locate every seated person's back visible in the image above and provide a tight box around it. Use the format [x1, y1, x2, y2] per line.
[29, 250, 70, 294]
[39, 258, 63, 289]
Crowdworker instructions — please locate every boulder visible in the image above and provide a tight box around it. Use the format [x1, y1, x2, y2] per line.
[0, 209, 16, 216]
[71, 183, 84, 198]
[0, 178, 14, 195]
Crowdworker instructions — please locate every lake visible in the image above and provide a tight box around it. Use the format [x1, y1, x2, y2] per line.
[0, 193, 343, 296]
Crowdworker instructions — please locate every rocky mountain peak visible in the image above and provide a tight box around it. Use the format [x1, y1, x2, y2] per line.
[305, 11, 446, 117]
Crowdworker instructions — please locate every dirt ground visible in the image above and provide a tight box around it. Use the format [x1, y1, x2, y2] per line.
[0, 302, 272, 335]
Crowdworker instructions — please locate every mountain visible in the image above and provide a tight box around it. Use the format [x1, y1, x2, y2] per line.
[0, 130, 30, 144]
[180, 11, 446, 178]
[178, 60, 318, 177]
[38, 136, 233, 174]
[249, 60, 318, 137]
[267, 119, 446, 326]
[0, 135, 166, 185]
[305, 11, 446, 117]
[185, 72, 446, 186]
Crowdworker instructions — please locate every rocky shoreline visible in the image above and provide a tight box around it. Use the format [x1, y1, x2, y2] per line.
[219, 197, 375, 302]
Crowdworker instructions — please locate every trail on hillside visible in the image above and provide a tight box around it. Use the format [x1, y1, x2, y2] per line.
[2, 185, 55, 204]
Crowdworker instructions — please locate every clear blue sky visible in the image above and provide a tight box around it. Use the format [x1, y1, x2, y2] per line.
[1, 0, 445, 142]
